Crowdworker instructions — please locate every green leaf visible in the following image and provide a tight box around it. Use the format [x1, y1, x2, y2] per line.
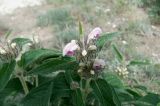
[65, 70, 85, 106]
[11, 38, 32, 48]
[112, 44, 123, 62]
[0, 60, 16, 91]
[79, 21, 83, 36]
[103, 72, 124, 88]
[19, 48, 61, 69]
[126, 88, 142, 100]
[5, 29, 12, 39]
[20, 82, 53, 106]
[52, 72, 71, 99]
[28, 57, 78, 75]
[131, 101, 153, 106]
[96, 32, 119, 50]
[115, 89, 134, 102]
[133, 85, 147, 92]
[90, 78, 121, 106]
[138, 93, 160, 106]
[0, 78, 23, 106]
[72, 89, 85, 106]
[128, 60, 150, 66]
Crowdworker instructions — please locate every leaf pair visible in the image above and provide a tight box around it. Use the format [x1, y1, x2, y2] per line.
[90, 79, 121, 106]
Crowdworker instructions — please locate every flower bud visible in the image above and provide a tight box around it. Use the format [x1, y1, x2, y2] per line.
[93, 59, 105, 70]
[77, 69, 83, 73]
[11, 43, 16, 48]
[87, 27, 102, 44]
[63, 40, 80, 56]
[90, 70, 95, 75]
[7, 40, 11, 44]
[88, 45, 97, 51]
[82, 49, 87, 56]
[79, 62, 85, 67]
[0, 47, 6, 54]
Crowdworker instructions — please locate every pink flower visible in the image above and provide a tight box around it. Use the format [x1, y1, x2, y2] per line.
[87, 27, 102, 43]
[93, 59, 105, 70]
[63, 40, 79, 56]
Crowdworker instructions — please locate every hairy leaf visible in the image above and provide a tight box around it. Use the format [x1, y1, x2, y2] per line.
[65, 70, 85, 106]
[11, 38, 32, 48]
[19, 48, 61, 69]
[103, 72, 124, 88]
[28, 57, 78, 75]
[128, 60, 150, 66]
[96, 32, 119, 50]
[20, 82, 53, 106]
[90, 79, 121, 106]
[0, 78, 23, 106]
[112, 44, 124, 62]
[0, 60, 16, 91]
[138, 93, 160, 106]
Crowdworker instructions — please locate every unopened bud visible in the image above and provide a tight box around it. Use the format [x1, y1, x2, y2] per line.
[11, 43, 16, 48]
[90, 70, 95, 75]
[7, 40, 11, 44]
[77, 69, 83, 73]
[88, 45, 97, 51]
[79, 63, 85, 67]
[0, 47, 6, 54]
[82, 49, 87, 56]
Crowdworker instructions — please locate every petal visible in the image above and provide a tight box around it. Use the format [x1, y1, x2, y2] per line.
[63, 40, 79, 56]
[87, 27, 102, 43]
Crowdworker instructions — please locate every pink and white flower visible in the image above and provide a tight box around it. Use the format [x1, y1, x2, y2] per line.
[63, 40, 80, 56]
[93, 59, 105, 70]
[87, 27, 102, 43]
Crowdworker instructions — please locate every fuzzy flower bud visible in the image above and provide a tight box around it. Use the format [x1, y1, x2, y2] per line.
[87, 27, 102, 44]
[115, 67, 129, 78]
[77, 69, 83, 73]
[82, 49, 87, 56]
[90, 70, 95, 75]
[88, 45, 97, 51]
[79, 62, 85, 67]
[0, 47, 6, 54]
[11, 43, 16, 48]
[93, 59, 105, 70]
[63, 40, 80, 56]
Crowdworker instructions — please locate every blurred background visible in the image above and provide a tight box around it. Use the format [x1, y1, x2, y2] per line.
[0, 0, 160, 94]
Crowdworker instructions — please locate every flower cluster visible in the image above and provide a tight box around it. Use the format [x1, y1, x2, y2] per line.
[0, 40, 19, 62]
[0, 35, 41, 62]
[63, 27, 105, 78]
[115, 66, 129, 78]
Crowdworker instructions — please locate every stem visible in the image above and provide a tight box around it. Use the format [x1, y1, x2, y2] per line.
[18, 75, 29, 95]
[35, 75, 38, 87]
[83, 78, 91, 102]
